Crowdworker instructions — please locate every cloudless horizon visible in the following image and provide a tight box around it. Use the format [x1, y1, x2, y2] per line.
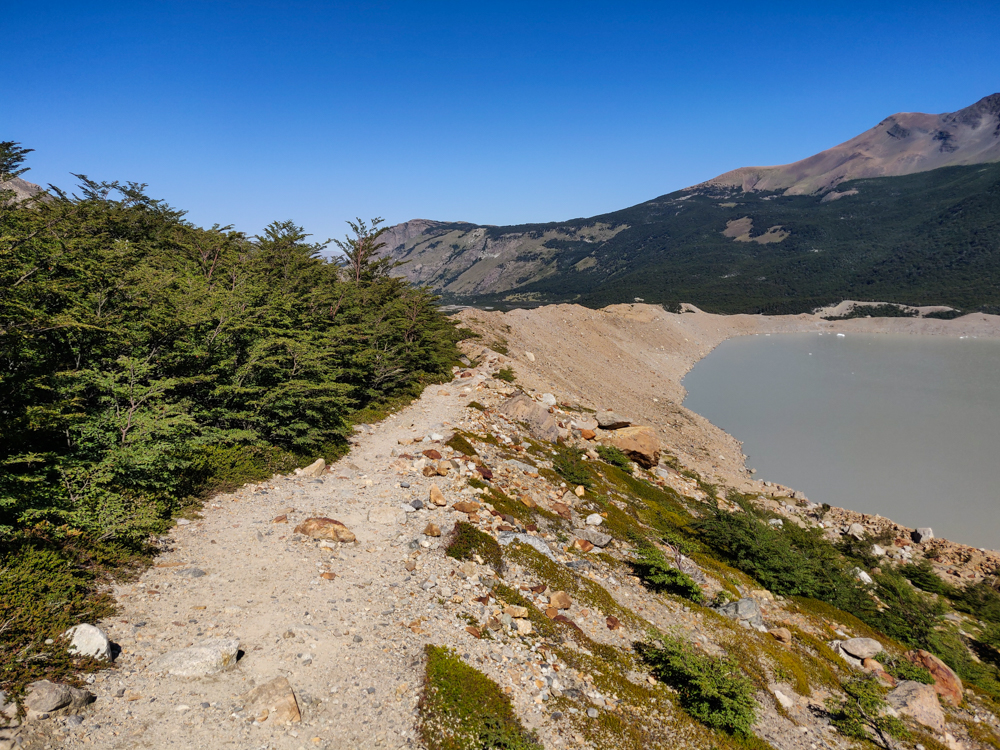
[6, 1, 999, 246]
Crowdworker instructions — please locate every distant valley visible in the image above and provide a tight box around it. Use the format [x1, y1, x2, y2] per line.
[379, 94, 1000, 314]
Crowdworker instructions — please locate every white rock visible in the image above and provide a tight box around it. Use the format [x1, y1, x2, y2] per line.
[852, 567, 874, 585]
[62, 624, 112, 661]
[176, 518, 191, 526]
[538, 393, 557, 406]
[773, 690, 795, 709]
[299, 458, 326, 478]
[148, 638, 240, 677]
[524, 351, 535, 362]
[585, 514, 603, 526]
[429, 433, 444, 442]
[840, 637, 883, 660]
[872, 544, 886, 557]
[913, 527, 934, 543]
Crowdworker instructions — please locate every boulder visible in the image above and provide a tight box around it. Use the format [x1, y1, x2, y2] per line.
[886, 681, 945, 732]
[912, 527, 934, 543]
[840, 638, 883, 660]
[569, 416, 599, 432]
[716, 598, 764, 629]
[538, 393, 557, 406]
[847, 523, 866, 540]
[240, 677, 301, 726]
[596, 411, 631, 430]
[579, 528, 613, 548]
[294, 517, 355, 543]
[62, 623, 112, 661]
[297, 458, 326, 478]
[148, 638, 240, 677]
[769, 627, 792, 645]
[23, 681, 92, 719]
[605, 426, 660, 468]
[905, 649, 963, 706]
[497, 393, 559, 442]
[429, 485, 447, 506]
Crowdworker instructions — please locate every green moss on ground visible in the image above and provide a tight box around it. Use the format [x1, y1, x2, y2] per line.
[445, 521, 503, 571]
[419, 644, 542, 750]
[445, 432, 478, 457]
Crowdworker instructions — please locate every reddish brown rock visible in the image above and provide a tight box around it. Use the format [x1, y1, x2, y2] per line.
[476, 465, 493, 481]
[605, 425, 660, 468]
[452, 501, 481, 514]
[320, 572, 336, 580]
[272, 514, 288, 524]
[422, 449, 442, 459]
[544, 607, 558, 619]
[906, 649, 963, 705]
[573, 538, 595, 552]
[552, 502, 572, 519]
[293, 517, 355, 543]
[580, 429, 596, 440]
[606, 616, 621, 630]
[423, 523, 441, 537]
[519, 494, 537, 508]
[769, 627, 792, 645]
[465, 626, 481, 639]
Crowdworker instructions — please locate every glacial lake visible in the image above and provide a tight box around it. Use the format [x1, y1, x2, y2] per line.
[682, 332, 1000, 551]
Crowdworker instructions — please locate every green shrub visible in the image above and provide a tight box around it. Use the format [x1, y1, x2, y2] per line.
[640, 635, 757, 737]
[900, 559, 955, 596]
[596, 445, 632, 472]
[467, 401, 486, 411]
[445, 432, 478, 457]
[883, 656, 934, 684]
[445, 521, 502, 571]
[493, 367, 516, 382]
[551, 446, 593, 488]
[419, 645, 542, 750]
[827, 675, 909, 748]
[631, 544, 704, 603]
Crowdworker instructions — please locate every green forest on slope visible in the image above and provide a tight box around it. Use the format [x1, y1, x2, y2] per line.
[435, 162, 1000, 314]
[0, 144, 462, 693]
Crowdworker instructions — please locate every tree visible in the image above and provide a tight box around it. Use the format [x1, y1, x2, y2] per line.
[333, 217, 399, 283]
[0, 141, 34, 182]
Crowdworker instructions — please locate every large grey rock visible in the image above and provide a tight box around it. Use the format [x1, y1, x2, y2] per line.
[497, 532, 557, 561]
[497, 393, 559, 442]
[847, 523, 866, 540]
[23, 681, 92, 719]
[715, 598, 764, 629]
[62, 623, 112, 661]
[579, 528, 613, 548]
[596, 411, 631, 430]
[912, 527, 934, 543]
[506, 460, 537, 474]
[148, 638, 240, 677]
[840, 637, 883, 660]
[569, 416, 598, 432]
[887, 681, 945, 731]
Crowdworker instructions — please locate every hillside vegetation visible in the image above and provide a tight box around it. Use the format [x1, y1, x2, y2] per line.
[382, 161, 1000, 314]
[0, 144, 461, 693]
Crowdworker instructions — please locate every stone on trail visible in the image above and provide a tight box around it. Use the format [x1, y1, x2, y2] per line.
[240, 676, 301, 726]
[596, 411, 631, 430]
[497, 393, 560, 442]
[906, 649, 963, 705]
[293, 517, 356, 543]
[62, 623, 113, 661]
[148, 638, 240, 677]
[423, 523, 441, 538]
[840, 637, 882, 660]
[605, 425, 660, 468]
[429, 485, 447, 506]
[887, 681, 945, 732]
[23, 680, 92, 719]
[452, 501, 481, 514]
[297, 458, 326, 478]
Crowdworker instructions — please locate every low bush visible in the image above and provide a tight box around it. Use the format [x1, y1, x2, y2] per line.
[551, 446, 593, 488]
[445, 521, 502, 571]
[419, 645, 542, 750]
[640, 636, 757, 737]
[883, 656, 934, 684]
[595, 445, 632, 472]
[444, 432, 478, 457]
[631, 544, 704, 603]
[827, 675, 909, 749]
[493, 367, 516, 382]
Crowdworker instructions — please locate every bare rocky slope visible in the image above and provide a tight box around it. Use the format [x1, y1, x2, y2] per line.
[7, 304, 1000, 750]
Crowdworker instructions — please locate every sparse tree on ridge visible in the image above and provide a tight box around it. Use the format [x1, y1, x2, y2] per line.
[333, 217, 400, 283]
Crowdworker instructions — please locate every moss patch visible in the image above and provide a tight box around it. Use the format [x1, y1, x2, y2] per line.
[445, 521, 503, 571]
[419, 644, 541, 750]
[445, 432, 478, 457]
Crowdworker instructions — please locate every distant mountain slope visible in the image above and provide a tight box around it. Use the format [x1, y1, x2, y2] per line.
[704, 93, 1000, 194]
[380, 94, 1000, 314]
[0, 176, 43, 201]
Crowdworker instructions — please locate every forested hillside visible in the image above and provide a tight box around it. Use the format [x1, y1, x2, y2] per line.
[0, 144, 461, 691]
[381, 162, 1000, 314]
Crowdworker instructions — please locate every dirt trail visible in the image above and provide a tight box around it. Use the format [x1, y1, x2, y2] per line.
[32, 366, 495, 750]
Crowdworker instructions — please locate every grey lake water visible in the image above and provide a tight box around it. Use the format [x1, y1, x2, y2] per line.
[682, 332, 1000, 551]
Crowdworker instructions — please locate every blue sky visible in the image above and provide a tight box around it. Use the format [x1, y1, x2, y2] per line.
[5, 1, 999, 244]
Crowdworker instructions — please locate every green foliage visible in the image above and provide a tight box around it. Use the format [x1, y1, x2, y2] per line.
[900, 558, 955, 596]
[640, 635, 758, 737]
[596, 445, 632, 472]
[493, 367, 516, 382]
[631, 544, 705, 603]
[827, 675, 909, 749]
[0, 141, 34, 181]
[551, 446, 593, 488]
[445, 521, 502, 571]
[467, 401, 486, 411]
[419, 645, 542, 750]
[444, 432, 478, 457]
[883, 656, 934, 685]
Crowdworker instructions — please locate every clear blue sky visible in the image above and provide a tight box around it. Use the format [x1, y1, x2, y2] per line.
[5, 1, 999, 244]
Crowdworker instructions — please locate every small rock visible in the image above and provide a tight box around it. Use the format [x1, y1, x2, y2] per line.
[176, 518, 191, 526]
[452, 501, 481, 513]
[320, 572, 336, 580]
[524, 351, 535, 362]
[573, 538, 595, 552]
[586, 707, 599, 718]
[773, 690, 795, 710]
[538, 393, 557, 406]
[852, 567, 874, 585]
[579, 528, 613, 547]
[423, 523, 441, 537]
[606, 616, 620, 630]
[715, 598, 764, 629]
[400, 481, 411, 489]
[293, 518, 356, 543]
[872, 544, 886, 557]
[429, 485, 447, 507]
[148, 638, 240, 677]
[605, 425, 660, 468]
[405, 560, 416, 572]
[519, 495, 537, 509]
[410, 499, 424, 510]
[23, 681, 92, 719]
[549, 591, 572, 610]
[62, 624, 113, 661]
[497, 532, 557, 561]
[585, 514, 603, 526]
[840, 638, 883, 660]
[422, 449, 442, 460]
[596, 411, 631, 430]
[552, 502, 571, 519]
[240, 677, 301, 726]
[769, 627, 792, 645]
[847, 523, 866, 540]
[912, 527, 934, 543]
[175, 568, 206, 578]
[298, 458, 326, 478]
